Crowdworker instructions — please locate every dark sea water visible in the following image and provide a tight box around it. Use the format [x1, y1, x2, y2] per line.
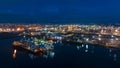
[0, 37, 120, 68]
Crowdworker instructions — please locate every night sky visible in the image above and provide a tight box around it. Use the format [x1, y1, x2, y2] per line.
[0, 0, 120, 24]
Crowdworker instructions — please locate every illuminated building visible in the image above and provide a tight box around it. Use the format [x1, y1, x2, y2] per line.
[68, 25, 73, 31]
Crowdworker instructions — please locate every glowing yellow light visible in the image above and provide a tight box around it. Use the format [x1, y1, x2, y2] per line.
[115, 29, 118, 32]
[17, 28, 21, 31]
[13, 49, 17, 59]
[14, 49, 17, 54]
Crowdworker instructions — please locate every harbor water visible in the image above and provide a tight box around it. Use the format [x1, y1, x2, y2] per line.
[0, 37, 120, 68]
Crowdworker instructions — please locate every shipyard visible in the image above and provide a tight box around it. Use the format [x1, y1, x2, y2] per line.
[0, 24, 119, 48]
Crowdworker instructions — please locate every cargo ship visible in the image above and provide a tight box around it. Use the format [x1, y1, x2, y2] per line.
[12, 38, 54, 54]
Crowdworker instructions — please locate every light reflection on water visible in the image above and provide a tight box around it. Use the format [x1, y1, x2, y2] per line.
[0, 37, 120, 68]
[12, 48, 55, 60]
[12, 36, 119, 62]
[75, 44, 119, 62]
